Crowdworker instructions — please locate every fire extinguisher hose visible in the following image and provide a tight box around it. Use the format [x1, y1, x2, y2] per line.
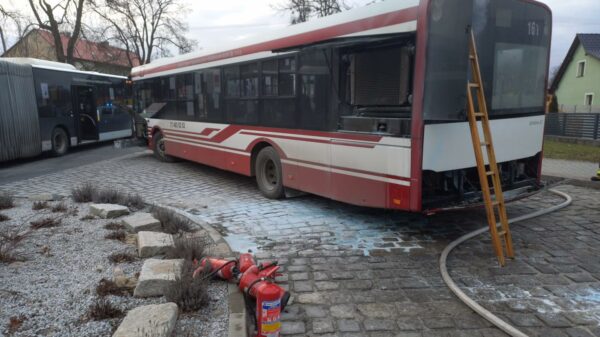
[439, 188, 572, 337]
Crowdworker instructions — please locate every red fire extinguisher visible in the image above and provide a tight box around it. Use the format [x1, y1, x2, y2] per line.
[239, 263, 290, 337]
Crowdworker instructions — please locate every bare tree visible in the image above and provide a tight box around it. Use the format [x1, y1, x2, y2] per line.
[275, 0, 349, 24]
[91, 0, 196, 66]
[27, 0, 86, 64]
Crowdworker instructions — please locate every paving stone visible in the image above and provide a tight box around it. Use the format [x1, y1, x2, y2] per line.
[330, 304, 356, 319]
[90, 203, 129, 218]
[290, 272, 309, 281]
[422, 317, 454, 329]
[312, 319, 335, 334]
[337, 319, 361, 332]
[356, 303, 397, 318]
[363, 319, 396, 331]
[134, 259, 183, 297]
[281, 321, 306, 335]
[536, 313, 574, 328]
[315, 281, 339, 291]
[137, 231, 175, 258]
[304, 305, 328, 318]
[504, 313, 544, 327]
[112, 302, 178, 337]
[294, 281, 314, 292]
[122, 212, 161, 233]
[396, 317, 423, 331]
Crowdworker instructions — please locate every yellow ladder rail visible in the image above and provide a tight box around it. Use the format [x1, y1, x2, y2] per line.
[466, 30, 515, 267]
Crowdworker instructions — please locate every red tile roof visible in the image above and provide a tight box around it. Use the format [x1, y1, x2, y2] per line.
[37, 29, 140, 68]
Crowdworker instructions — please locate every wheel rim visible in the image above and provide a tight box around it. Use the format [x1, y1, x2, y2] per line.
[261, 159, 278, 190]
[54, 133, 65, 152]
[157, 138, 166, 157]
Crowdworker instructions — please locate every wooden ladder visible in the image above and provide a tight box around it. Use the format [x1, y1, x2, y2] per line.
[466, 30, 515, 266]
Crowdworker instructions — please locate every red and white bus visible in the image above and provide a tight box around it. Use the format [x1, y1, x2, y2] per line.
[132, 0, 552, 212]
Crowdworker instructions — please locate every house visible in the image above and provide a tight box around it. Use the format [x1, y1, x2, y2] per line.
[1, 29, 139, 76]
[550, 34, 600, 113]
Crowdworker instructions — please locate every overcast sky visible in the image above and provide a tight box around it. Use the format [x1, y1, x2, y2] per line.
[183, 0, 600, 70]
[4, 0, 600, 69]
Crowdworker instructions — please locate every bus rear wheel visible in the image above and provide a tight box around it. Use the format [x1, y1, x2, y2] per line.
[51, 128, 69, 156]
[255, 147, 285, 199]
[153, 133, 176, 162]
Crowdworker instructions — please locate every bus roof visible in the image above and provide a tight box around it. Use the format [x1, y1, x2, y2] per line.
[131, 0, 419, 80]
[2, 57, 127, 79]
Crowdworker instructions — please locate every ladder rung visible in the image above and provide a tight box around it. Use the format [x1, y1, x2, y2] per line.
[474, 112, 486, 117]
[485, 171, 495, 176]
[469, 55, 475, 60]
[481, 141, 490, 147]
[469, 83, 480, 88]
[497, 230, 507, 237]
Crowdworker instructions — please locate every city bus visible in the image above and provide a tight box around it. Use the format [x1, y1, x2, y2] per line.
[132, 0, 552, 212]
[0, 58, 134, 162]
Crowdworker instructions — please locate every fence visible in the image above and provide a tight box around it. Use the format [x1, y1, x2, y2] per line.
[558, 104, 600, 113]
[545, 113, 600, 140]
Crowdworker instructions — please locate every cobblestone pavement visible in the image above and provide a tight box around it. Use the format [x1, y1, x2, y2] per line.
[1, 151, 599, 336]
[542, 158, 598, 181]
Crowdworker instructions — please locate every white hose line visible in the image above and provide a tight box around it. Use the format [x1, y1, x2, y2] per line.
[439, 189, 572, 337]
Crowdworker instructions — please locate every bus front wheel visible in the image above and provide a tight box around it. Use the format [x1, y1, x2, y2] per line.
[153, 133, 176, 162]
[255, 147, 285, 199]
[51, 128, 69, 156]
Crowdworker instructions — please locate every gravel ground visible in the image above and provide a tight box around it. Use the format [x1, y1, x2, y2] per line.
[0, 197, 228, 337]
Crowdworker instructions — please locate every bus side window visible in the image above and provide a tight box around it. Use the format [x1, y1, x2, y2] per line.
[299, 50, 330, 130]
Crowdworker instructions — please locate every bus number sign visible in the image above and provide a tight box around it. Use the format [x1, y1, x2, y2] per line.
[169, 121, 186, 129]
[527, 21, 540, 37]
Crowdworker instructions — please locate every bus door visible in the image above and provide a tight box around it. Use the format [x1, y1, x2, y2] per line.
[72, 85, 99, 141]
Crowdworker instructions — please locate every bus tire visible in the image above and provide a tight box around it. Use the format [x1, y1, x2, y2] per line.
[153, 133, 176, 162]
[51, 127, 69, 156]
[255, 146, 285, 199]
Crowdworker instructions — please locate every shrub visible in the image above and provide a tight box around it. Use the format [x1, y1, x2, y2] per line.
[108, 252, 136, 263]
[0, 192, 14, 210]
[120, 193, 145, 211]
[0, 230, 26, 263]
[104, 222, 125, 230]
[51, 202, 67, 213]
[164, 262, 209, 312]
[32, 201, 49, 210]
[167, 235, 206, 261]
[8, 315, 27, 333]
[96, 278, 131, 297]
[80, 214, 96, 221]
[152, 207, 191, 234]
[71, 182, 96, 203]
[88, 298, 124, 320]
[0, 213, 9, 222]
[104, 230, 127, 242]
[30, 217, 61, 230]
[92, 188, 122, 204]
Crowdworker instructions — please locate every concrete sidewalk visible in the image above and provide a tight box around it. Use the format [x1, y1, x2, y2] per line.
[542, 158, 598, 181]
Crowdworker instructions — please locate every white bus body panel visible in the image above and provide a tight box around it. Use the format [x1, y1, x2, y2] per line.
[422, 115, 545, 172]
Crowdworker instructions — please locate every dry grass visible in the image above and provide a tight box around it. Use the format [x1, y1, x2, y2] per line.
[104, 222, 125, 230]
[152, 207, 191, 234]
[119, 193, 145, 211]
[164, 262, 209, 312]
[8, 315, 27, 334]
[0, 213, 9, 222]
[0, 230, 26, 263]
[104, 230, 127, 242]
[96, 278, 132, 297]
[71, 182, 96, 203]
[51, 202, 68, 213]
[88, 298, 124, 320]
[0, 192, 15, 210]
[30, 217, 61, 230]
[80, 214, 96, 221]
[167, 235, 207, 261]
[32, 201, 49, 210]
[108, 252, 136, 264]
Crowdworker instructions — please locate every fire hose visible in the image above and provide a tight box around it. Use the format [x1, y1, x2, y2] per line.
[439, 188, 572, 337]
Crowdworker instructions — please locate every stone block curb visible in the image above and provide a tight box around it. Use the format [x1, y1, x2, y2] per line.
[137, 231, 174, 258]
[122, 212, 162, 233]
[112, 302, 178, 337]
[90, 203, 129, 218]
[149, 204, 247, 337]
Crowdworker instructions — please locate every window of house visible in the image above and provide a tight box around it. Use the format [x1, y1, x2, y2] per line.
[585, 93, 594, 106]
[577, 61, 586, 78]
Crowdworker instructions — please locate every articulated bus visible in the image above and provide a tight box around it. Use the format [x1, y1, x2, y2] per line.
[0, 58, 134, 162]
[132, 0, 551, 212]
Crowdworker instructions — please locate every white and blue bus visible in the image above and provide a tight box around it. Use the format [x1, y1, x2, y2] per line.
[0, 58, 134, 162]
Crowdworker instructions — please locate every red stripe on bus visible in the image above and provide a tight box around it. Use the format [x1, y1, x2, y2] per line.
[132, 7, 419, 77]
[239, 131, 376, 149]
[286, 158, 411, 182]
